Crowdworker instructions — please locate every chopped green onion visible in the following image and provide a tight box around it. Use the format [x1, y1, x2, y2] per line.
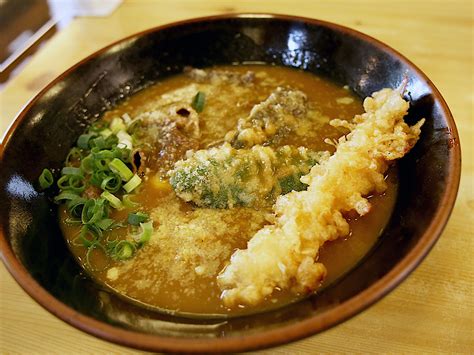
[136, 221, 153, 245]
[88, 224, 104, 238]
[54, 191, 80, 203]
[80, 154, 94, 173]
[110, 117, 126, 133]
[77, 133, 95, 149]
[61, 167, 82, 176]
[100, 128, 113, 138]
[111, 240, 136, 260]
[39, 168, 54, 190]
[128, 212, 149, 226]
[122, 194, 139, 208]
[126, 118, 142, 134]
[101, 191, 124, 210]
[94, 158, 110, 171]
[109, 158, 133, 181]
[95, 218, 115, 230]
[57, 174, 85, 193]
[65, 217, 82, 225]
[123, 174, 142, 193]
[81, 198, 108, 225]
[92, 149, 114, 160]
[112, 147, 131, 162]
[91, 136, 107, 150]
[55, 115, 152, 265]
[105, 134, 119, 148]
[66, 196, 87, 218]
[79, 226, 99, 247]
[89, 121, 108, 133]
[100, 174, 122, 193]
[85, 242, 107, 271]
[122, 113, 131, 124]
[65, 147, 83, 166]
[116, 130, 133, 150]
[90, 170, 110, 187]
[191, 91, 206, 113]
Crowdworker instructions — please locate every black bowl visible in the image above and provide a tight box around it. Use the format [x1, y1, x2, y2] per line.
[0, 14, 460, 352]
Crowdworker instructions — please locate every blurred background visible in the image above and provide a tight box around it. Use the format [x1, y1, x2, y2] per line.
[0, 0, 122, 88]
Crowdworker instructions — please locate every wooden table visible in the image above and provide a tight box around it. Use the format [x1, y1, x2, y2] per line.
[0, 1, 472, 353]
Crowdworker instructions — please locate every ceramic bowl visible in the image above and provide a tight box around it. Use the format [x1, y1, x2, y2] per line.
[0, 14, 460, 352]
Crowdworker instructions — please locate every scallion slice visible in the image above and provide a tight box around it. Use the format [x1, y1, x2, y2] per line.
[80, 154, 94, 173]
[112, 147, 131, 162]
[39, 168, 54, 190]
[57, 174, 85, 193]
[79, 225, 99, 247]
[110, 117, 126, 133]
[65, 147, 83, 166]
[122, 113, 131, 124]
[95, 159, 110, 172]
[122, 194, 139, 208]
[136, 221, 153, 245]
[109, 158, 133, 181]
[92, 149, 115, 160]
[61, 166, 83, 176]
[77, 133, 95, 149]
[86, 223, 103, 239]
[123, 174, 142, 193]
[101, 191, 124, 210]
[65, 217, 82, 225]
[116, 130, 133, 150]
[95, 218, 115, 231]
[91, 136, 106, 150]
[66, 196, 87, 218]
[100, 128, 113, 138]
[89, 121, 107, 133]
[54, 191, 80, 203]
[111, 240, 136, 260]
[191, 91, 206, 113]
[100, 174, 122, 193]
[105, 134, 119, 148]
[127, 212, 149, 226]
[85, 242, 107, 271]
[126, 118, 142, 134]
[81, 198, 108, 225]
[90, 170, 110, 187]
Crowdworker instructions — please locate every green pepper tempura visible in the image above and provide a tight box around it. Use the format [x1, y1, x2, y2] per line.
[169, 142, 329, 208]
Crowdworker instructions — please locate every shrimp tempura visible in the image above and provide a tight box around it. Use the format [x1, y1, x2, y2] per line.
[217, 87, 424, 306]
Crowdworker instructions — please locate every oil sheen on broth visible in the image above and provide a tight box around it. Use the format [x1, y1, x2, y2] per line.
[59, 65, 397, 317]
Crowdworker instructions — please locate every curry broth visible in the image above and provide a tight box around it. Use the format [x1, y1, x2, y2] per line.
[60, 65, 398, 317]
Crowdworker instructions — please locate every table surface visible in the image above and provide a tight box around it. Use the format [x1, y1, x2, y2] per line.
[0, 0, 472, 353]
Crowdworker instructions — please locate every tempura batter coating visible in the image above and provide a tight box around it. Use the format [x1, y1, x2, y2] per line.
[225, 87, 308, 148]
[169, 143, 327, 208]
[217, 88, 425, 306]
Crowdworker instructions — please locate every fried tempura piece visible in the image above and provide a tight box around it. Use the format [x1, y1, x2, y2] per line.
[217, 87, 425, 306]
[225, 87, 308, 148]
[169, 143, 327, 208]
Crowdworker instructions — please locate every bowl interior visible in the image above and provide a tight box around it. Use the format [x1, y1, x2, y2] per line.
[0, 15, 458, 350]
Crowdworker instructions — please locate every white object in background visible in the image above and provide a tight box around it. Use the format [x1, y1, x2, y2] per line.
[48, 0, 122, 29]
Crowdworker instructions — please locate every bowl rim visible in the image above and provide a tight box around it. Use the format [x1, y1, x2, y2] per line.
[0, 13, 461, 353]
